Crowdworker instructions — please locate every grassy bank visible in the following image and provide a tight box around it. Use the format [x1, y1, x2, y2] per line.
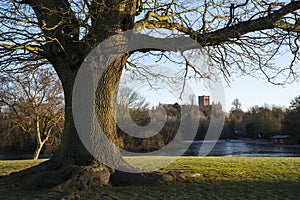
[0, 159, 46, 176]
[0, 157, 299, 199]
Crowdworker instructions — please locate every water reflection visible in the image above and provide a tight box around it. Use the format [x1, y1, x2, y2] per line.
[184, 140, 300, 157]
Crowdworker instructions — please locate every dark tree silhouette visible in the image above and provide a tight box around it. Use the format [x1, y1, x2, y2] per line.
[284, 95, 300, 141]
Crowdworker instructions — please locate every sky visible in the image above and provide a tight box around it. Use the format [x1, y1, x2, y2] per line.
[219, 44, 300, 111]
[121, 55, 300, 113]
[213, 54, 300, 112]
[221, 76, 299, 112]
[154, 76, 300, 112]
[130, 76, 300, 112]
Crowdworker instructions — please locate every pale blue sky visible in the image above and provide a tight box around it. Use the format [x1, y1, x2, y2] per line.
[175, 76, 300, 112]
[123, 53, 300, 112]
[221, 53, 300, 111]
[132, 77, 300, 112]
[122, 64, 300, 113]
[223, 76, 300, 111]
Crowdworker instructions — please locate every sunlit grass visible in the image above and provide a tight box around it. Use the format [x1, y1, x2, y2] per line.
[0, 157, 299, 199]
[0, 159, 46, 176]
[124, 156, 300, 182]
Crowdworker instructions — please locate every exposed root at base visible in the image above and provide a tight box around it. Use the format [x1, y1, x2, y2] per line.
[110, 171, 202, 186]
[1, 162, 110, 191]
[1, 162, 202, 194]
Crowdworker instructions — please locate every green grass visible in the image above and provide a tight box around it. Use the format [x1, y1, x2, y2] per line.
[0, 159, 46, 176]
[127, 156, 300, 181]
[0, 157, 300, 199]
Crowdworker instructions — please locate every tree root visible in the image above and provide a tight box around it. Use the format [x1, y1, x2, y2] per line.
[1, 160, 202, 194]
[110, 170, 202, 186]
[1, 161, 110, 191]
[55, 163, 111, 191]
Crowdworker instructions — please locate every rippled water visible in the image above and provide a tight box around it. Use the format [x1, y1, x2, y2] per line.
[1, 140, 300, 159]
[184, 140, 300, 157]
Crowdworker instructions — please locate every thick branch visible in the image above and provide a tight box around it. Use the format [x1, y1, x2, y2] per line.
[135, 1, 300, 47]
[201, 1, 300, 46]
[24, 0, 80, 52]
[84, 0, 138, 49]
[274, 20, 300, 32]
[0, 43, 40, 53]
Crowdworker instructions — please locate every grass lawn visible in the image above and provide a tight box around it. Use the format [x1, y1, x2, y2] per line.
[0, 157, 299, 199]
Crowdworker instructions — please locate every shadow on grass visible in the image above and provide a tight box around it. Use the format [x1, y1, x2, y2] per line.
[0, 157, 299, 199]
[1, 175, 299, 200]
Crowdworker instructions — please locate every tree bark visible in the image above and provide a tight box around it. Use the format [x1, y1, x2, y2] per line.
[49, 66, 94, 167]
[49, 52, 129, 167]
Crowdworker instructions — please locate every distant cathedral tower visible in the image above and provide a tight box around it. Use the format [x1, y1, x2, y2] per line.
[198, 95, 210, 107]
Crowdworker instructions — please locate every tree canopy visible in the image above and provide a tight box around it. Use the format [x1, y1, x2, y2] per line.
[0, 1, 299, 82]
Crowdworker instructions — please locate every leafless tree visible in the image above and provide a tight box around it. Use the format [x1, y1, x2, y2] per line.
[0, 0, 300, 186]
[0, 68, 64, 160]
[231, 98, 242, 111]
[117, 86, 150, 128]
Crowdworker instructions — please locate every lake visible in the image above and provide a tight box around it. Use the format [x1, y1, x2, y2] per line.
[184, 140, 300, 157]
[0, 153, 52, 160]
[1, 140, 300, 159]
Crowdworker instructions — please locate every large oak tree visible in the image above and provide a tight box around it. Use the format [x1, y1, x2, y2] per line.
[1, 0, 300, 186]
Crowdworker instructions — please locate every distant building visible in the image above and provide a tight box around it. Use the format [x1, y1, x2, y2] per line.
[270, 135, 290, 145]
[198, 95, 210, 107]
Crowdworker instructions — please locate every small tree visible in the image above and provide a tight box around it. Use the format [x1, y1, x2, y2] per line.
[116, 86, 151, 149]
[231, 98, 242, 111]
[0, 68, 64, 160]
[284, 95, 300, 139]
[229, 99, 244, 136]
[117, 86, 150, 127]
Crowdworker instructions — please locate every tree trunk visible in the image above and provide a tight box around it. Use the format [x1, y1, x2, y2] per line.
[49, 52, 128, 167]
[49, 0, 138, 169]
[34, 54, 131, 188]
[33, 142, 44, 160]
[49, 67, 94, 167]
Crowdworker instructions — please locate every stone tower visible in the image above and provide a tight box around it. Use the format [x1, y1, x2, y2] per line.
[198, 95, 210, 107]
